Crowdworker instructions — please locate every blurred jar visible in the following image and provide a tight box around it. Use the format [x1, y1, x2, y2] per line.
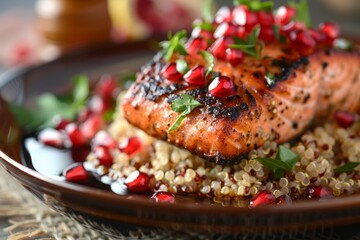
[108, 0, 205, 41]
[36, 0, 112, 57]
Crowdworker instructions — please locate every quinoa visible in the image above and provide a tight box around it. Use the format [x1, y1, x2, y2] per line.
[85, 107, 360, 205]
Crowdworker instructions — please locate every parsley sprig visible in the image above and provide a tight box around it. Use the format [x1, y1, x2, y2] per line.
[10, 75, 89, 133]
[169, 94, 201, 132]
[334, 162, 360, 174]
[255, 145, 300, 180]
[160, 30, 188, 61]
[289, 0, 311, 27]
[230, 25, 264, 59]
[233, 0, 274, 12]
[199, 50, 215, 81]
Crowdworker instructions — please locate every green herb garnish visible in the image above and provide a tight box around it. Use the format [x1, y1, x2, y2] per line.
[202, 0, 215, 23]
[272, 25, 287, 43]
[289, 0, 311, 27]
[233, 0, 274, 11]
[255, 145, 300, 180]
[160, 30, 188, 61]
[265, 72, 275, 87]
[334, 162, 360, 174]
[176, 59, 189, 74]
[199, 50, 215, 80]
[10, 75, 90, 132]
[230, 25, 264, 59]
[169, 94, 201, 132]
[333, 38, 354, 51]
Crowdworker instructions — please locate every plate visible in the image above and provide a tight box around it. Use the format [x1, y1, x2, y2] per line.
[1, 41, 360, 238]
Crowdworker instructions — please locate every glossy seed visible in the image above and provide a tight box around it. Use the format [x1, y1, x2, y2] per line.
[65, 164, 89, 182]
[334, 111, 356, 128]
[183, 65, 207, 86]
[38, 128, 66, 149]
[150, 191, 176, 203]
[80, 114, 104, 140]
[94, 145, 113, 167]
[275, 6, 296, 26]
[209, 37, 234, 60]
[249, 190, 276, 208]
[124, 171, 150, 192]
[119, 136, 142, 156]
[208, 76, 236, 98]
[95, 74, 119, 100]
[306, 185, 333, 199]
[225, 48, 243, 67]
[160, 63, 183, 82]
[66, 123, 88, 147]
[186, 38, 208, 55]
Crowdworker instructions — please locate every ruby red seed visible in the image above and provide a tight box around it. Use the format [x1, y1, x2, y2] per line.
[186, 38, 208, 55]
[319, 22, 339, 41]
[257, 11, 275, 27]
[55, 118, 71, 131]
[275, 6, 296, 26]
[38, 128, 66, 149]
[71, 145, 91, 163]
[66, 123, 88, 147]
[208, 76, 236, 98]
[80, 114, 104, 140]
[124, 171, 150, 192]
[65, 164, 89, 182]
[259, 26, 275, 42]
[289, 29, 316, 54]
[334, 111, 356, 128]
[209, 37, 234, 60]
[92, 130, 118, 149]
[94, 145, 113, 167]
[306, 185, 333, 199]
[214, 6, 232, 24]
[150, 192, 176, 203]
[232, 5, 258, 31]
[225, 48, 243, 67]
[213, 22, 237, 39]
[249, 190, 276, 208]
[88, 95, 112, 114]
[119, 136, 143, 156]
[183, 65, 207, 86]
[77, 107, 93, 123]
[95, 74, 119, 100]
[160, 63, 183, 82]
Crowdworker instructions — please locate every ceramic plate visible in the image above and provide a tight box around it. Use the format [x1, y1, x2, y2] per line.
[1, 42, 360, 239]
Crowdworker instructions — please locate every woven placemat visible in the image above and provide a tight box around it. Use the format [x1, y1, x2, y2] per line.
[1, 166, 360, 240]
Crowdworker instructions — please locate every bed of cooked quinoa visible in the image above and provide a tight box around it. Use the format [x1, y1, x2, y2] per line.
[85, 106, 360, 205]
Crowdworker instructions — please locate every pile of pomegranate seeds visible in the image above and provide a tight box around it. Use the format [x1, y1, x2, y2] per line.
[160, 2, 341, 100]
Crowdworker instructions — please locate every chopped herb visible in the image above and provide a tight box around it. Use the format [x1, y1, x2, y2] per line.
[199, 50, 215, 80]
[272, 25, 287, 43]
[265, 72, 276, 87]
[169, 94, 201, 132]
[333, 38, 354, 51]
[192, 22, 215, 32]
[334, 162, 360, 174]
[230, 25, 263, 59]
[289, 0, 311, 27]
[234, 0, 273, 11]
[10, 75, 90, 133]
[255, 145, 300, 180]
[202, 0, 215, 23]
[176, 59, 189, 74]
[160, 30, 188, 61]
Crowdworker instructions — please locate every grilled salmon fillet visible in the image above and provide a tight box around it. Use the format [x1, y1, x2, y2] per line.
[121, 43, 360, 163]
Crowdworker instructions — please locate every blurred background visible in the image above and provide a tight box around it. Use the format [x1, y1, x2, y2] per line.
[0, 0, 359, 71]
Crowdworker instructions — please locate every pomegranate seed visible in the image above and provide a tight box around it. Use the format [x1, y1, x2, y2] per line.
[208, 76, 236, 98]
[77, 107, 93, 123]
[289, 30, 316, 55]
[95, 74, 119, 100]
[319, 22, 339, 43]
[88, 95, 112, 114]
[183, 65, 207, 86]
[94, 145, 113, 167]
[71, 146, 91, 162]
[54, 118, 71, 130]
[160, 63, 183, 82]
[308, 28, 326, 43]
[232, 6, 258, 31]
[92, 130, 117, 149]
[213, 22, 237, 39]
[151, 192, 176, 203]
[281, 21, 306, 35]
[259, 26, 275, 42]
[38, 128, 66, 149]
[191, 27, 213, 40]
[257, 11, 275, 27]
[236, 26, 246, 39]
[275, 195, 292, 205]
[119, 136, 142, 156]
[306, 185, 333, 199]
[65, 164, 89, 182]
[80, 114, 104, 139]
[215, 6, 232, 24]
[249, 190, 276, 208]
[334, 111, 356, 128]
[186, 38, 208, 55]
[124, 171, 150, 192]
[275, 6, 296, 25]
[209, 37, 234, 60]
[66, 123, 88, 147]
[225, 48, 243, 67]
